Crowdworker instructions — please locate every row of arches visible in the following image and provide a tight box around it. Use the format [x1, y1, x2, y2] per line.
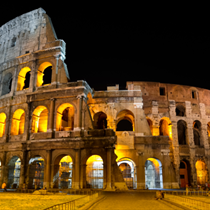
[1, 156, 207, 189]
[2, 62, 52, 96]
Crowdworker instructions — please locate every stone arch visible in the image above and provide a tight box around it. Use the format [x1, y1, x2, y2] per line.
[117, 157, 137, 189]
[145, 158, 163, 189]
[0, 112, 6, 137]
[179, 159, 191, 188]
[10, 109, 25, 135]
[31, 106, 48, 133]
[177, 120, 187, 145]
[116, 109, 135, 131]
[37, 62, 52, 87]
[195, 160, 208, 186]
[146, 117, 153, 135]
[56, 103, 75, 131]
[159, 117, 172, 139]
[16, 67, 31, 91]
[1, 72, 13, 96]
[176, 104, 185, 116]
[172, 85, 186, 99]
[93, 111, 107, 129]
[193, 120, 201, 146]
[207, 122, 210, 137]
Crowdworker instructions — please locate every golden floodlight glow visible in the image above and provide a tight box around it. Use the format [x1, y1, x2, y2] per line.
[196, 160, 208, 185]
[31, 106, 48, 133]
[59, 155, 73, 164]
[0, 112, 6, 137]
[17, 67, 31, 91]
[86, 155, 103, 165]
[37, 62, 52, 87]
[10, 109, 25, 135]
[147, 158, 159, 168]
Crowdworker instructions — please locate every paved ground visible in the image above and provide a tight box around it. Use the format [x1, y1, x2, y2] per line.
[89, 191, 185, 210]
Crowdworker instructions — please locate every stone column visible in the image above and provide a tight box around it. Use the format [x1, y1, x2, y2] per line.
[161, 150, 171, 189]
[5, 104, 12, 142]
[46, 150, 51, 189]
[74, 149, 80, 189]
[48, 98, 55, 137]
[187, 122, 194, 147]
[74, 94, 84, 131]
[25, 102, 31, 140]
[105, 147, 112, 190]
[137, 151, 145, 189]
[0, 151, 6, 187]
[19, 150, 27, 189]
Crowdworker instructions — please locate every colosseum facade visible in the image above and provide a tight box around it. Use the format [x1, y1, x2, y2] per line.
[0, 8, 209, 191]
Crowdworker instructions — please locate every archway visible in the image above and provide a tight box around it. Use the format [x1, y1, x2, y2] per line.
[193, 120, 201, 146]
[86, 155, 103, 189]
[117, 158, 137, 189]
[1, 72, 12, 96]
[94, 112, 107, 129]
[56, 103, 74, 131]
[176, 104, 185, 116]
[145, 158, 163, 189]
[196, 160, 208, 186]
[16, 67, 31, 91]
[7, 156, 21, 189]
[116, 109, 134, 131]
[207, 122, 210, 137]
[116, 120, 133, 131]
[179, 160, 191, 188]
[0, 113, 6, 137]
[53, 155, 73, 189]
[147, 118, 153, 135]
[31, 106, 48, 133]
[10, 109, 25, 135]
[28, 157, 44, 189]
[177, 120, 187, 145]
[37, 62, 52, 87]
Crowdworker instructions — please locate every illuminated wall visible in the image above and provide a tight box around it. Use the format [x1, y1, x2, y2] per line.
[37, 62, 52, 87]
[196, 160, 208, 185]
[10, 109, 25, 135]
[0, 113, 6, 137]
[16, 67, 31, 91]
[31, 106, 48, 133]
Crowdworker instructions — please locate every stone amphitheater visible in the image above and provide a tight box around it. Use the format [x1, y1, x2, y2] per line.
[0, 8, 209, 191]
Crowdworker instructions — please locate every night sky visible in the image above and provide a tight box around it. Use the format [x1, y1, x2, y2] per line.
[1, 6, 210, 91]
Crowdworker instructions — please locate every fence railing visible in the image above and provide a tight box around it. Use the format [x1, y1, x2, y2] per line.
[164, 191, 210, 210]
[164, 190, 209, 196]
[43, 192, 99, 210]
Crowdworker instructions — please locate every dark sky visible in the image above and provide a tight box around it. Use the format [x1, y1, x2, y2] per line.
[1, 6, 210, 91]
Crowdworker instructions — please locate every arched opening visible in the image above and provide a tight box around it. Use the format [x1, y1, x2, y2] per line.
[37, 62, 52, 87]
[7, 156, 21, 189]
[10, 109, 25, 135]
[94, 112, 107, 129]
[147, 118, 153, 135]
[195, 160, 208, 186]
[28, 157, 44, 189]
[159, 119, 169, 136]
[207, 122, 210, 137]
[56, 103, 74, 131]
[176, 105, 185, 116]
[145, 158, 163, 189]
[86, 155, 103, 189]
[193, 120, 201, 146]
[0, 113, 6, 137]
[116, 109, 134, 131]
[179, 160, 191, 188]
[117, 158, 137, 189]
[2, 73, 13, 96]
[53, 155, 73, 189]
[177, 120, 187, 145]
[16, 67, 31, 91]
[31, 106, 48, 133]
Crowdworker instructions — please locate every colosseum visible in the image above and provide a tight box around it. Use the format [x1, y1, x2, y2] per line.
[0, 8, 209, 191]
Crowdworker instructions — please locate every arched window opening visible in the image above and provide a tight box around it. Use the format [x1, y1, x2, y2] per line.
[56, 103, 74, 131]
[11, 37, 16, 47]
[117, 158, 137, 189]
[193, 120, 201, 146]
[86, 155, 103, 189]
[28, 157, 44, 189]
[31, 106, 48, 133]
[0, 113, 6, 137]
[37, 62, 52, 87]
[17, 67, 31, 91]
[10, 109, 25, 135]
[2, 73, 13, 96]
[7, 156, 21, 189]
[147, 118, 153, 135]
[159, 119, 169, 136]
[179, 160, 191, 188]
[176, 105, 185, 116]
[94, 112, 107, 129]
[196, 160, 208, 186]
[177, 120, 187, 145]
[116, 120, 133, 131]
[145, 158, 163, 189]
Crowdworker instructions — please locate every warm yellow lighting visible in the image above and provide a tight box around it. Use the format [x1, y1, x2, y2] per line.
[86, 155, 103, 165]
[0, 113, 6, 137]
[60, 155, 73, 164]
[196, 160, 207, 185]
[56, 103, 74, 131]
[37, 62, 52, 87]
[31, 106, 48, 133]
[17, 67, 31, 91]
[11, 109, 25, 135]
